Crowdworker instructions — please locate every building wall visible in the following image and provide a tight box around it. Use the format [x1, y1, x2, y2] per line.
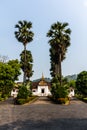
[32, 85, 51, 96]
[68, 89, 75, 98]
[11, 88, 18, 98]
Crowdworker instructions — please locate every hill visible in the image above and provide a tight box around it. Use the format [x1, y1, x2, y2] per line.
[65, 74, 77, 81]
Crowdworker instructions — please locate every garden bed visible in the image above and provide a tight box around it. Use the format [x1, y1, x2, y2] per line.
[16, 96, 38, 105]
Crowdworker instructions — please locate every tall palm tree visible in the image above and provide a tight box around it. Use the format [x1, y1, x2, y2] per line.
[15, 20, 34, 83]
[20, 50, 33, 81]
[47, 22, 71, 85]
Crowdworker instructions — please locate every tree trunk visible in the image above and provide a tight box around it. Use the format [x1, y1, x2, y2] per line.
[55, 64, 59, 76]
[59, 53, 62, 86]
[23, 44, 26, 83]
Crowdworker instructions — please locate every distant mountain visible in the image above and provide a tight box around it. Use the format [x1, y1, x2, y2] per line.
[32, 75, 77, 83]
[33, 78, 51, 83]
[65, 74, 77, 81]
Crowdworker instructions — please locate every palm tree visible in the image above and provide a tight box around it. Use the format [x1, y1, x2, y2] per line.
[20, 50, 33, 81]
[47, 22, 71, 85]
[15, 20, 34, 83]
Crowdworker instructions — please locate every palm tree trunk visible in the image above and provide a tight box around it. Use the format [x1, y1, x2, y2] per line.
[55, 64, 59, 76]
[23, 44, 26, 83]
[59, 53, 62, 86]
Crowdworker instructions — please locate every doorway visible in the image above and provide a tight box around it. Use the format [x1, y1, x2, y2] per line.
[41, 88, 45, 94]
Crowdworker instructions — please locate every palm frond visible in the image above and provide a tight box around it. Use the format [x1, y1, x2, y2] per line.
[18, 21, 23, 26]
[15, 24, 20, 28]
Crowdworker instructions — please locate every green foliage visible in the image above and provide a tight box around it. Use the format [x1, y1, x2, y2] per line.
[68, 80, 76, 88]
[51, 76, 68, 101]
[16, 99, 27, 105]
[47, 21, 71, 83]
[0, 59, 21, 97]
[20, 50, 33, 81]
[15, 20, 34, 45]
[17, 85, 31, 99]
[57, 98, 69, 104]
[0, 62, 15, 96]
[16, 96, 37, 105]
[15, 20, 34, 83]
[8, 59, 21, 81]
[76, 71, 87, 95]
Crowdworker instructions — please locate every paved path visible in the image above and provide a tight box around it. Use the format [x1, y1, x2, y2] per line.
[0, 97, 87, 130]
[32, 96, 52, 104]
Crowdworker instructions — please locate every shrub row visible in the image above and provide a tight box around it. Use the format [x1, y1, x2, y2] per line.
[16, 96, 38, 105]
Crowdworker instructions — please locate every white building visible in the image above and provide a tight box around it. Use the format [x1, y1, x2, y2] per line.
[68, 87, 75, 98]
[32, 74, 51, 96]
[11, 88, 19, 98]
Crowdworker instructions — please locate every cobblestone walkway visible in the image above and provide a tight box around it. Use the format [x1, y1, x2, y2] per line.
[0, 97, 87, 130]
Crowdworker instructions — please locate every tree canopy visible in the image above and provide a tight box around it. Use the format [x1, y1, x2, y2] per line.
[8, 59, 21, 81]
[0, 59, 21, 97]
[76, 71, 87, 95]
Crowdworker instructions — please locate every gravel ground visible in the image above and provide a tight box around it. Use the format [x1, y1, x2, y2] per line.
[0, 97, 87, 130]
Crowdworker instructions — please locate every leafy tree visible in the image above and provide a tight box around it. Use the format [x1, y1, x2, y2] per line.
[20, 50, 33, 81]
[76, 71, 87, 95]
[15, 20, 34, 83]
[8, 59, 21, 81]
[0, 62, 15, 96]
[68, 80, 76, 88]
[47, 22, 71, 85]
[0, 60, 21, 97]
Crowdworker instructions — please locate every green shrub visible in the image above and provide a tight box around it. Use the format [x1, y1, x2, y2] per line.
[16, 96, 38, 105]
[17, 99, 26, 104]
[57, 98, 69, 104]
[51, 76, 68, 103]
[1, 94, 8, 99]
[17, 85, 29, 99]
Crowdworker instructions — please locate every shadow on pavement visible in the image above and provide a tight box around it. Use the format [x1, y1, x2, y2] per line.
[0, 118, 87, 130]
[0, 97, 14, 105]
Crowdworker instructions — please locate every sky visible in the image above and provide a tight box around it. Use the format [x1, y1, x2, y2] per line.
[0, 0, 87, 81]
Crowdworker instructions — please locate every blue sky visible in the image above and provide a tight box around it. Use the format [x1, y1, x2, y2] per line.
[0, 0, 87, 81]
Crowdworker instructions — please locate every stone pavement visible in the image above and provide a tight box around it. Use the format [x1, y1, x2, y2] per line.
[0, 97, 87, 130]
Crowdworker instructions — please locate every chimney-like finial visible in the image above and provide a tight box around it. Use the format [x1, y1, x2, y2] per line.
[42, 73, 44, 80]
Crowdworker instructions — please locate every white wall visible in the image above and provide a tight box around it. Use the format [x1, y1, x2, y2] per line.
[32, 86, 51, 96]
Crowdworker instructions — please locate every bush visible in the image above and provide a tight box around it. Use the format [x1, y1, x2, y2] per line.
[16, 96, 38, 105]
[17, 85, 30, 99]
[16, 99, 26, 104]
[1, 94, 8, 99]
[51, 76, 68, 103]
[83, 97, 87, 101]
[57, 98, 69, 104]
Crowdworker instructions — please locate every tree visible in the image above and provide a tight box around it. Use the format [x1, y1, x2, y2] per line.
[47, 22, 71, 85]
[15, 20, 34, 83]
[8, 59, 21, 81]
[76, 71, 87, 95]
[20, 50, 33, 81]
[0, 60, 21, 97]
[0, 63, 15, 97]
